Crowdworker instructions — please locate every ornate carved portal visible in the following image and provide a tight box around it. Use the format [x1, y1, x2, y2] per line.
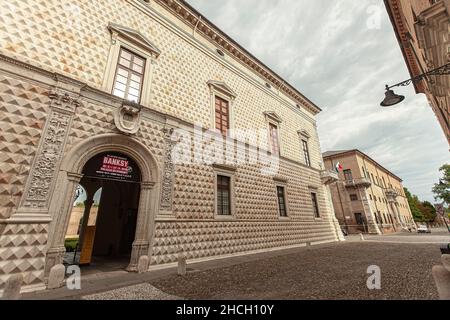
[44, 134, 161, 278]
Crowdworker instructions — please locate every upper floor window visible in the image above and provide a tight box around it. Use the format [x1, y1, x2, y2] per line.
[215, 96, 230, 136]
[302, 139, 311, 167]
[208, 81, 236, 136]
[344, 169, 353, 182]
[350, 194, 358, 201]
[113, 48, 146, 103]
[269, 123, 280, 156]
[103, 23, 161, 107]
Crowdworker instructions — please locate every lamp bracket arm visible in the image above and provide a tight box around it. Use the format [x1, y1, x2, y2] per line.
[386, 63, 450, 90]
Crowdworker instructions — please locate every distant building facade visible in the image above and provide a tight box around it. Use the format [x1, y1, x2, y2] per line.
[323, 150, 416, 234]
[0, 0, 343, 294]
[384, 0, 450, 146]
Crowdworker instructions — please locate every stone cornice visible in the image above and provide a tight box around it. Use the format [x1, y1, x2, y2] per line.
[322, 149, 403, 183]
[148, 0, 322, 115]
[384, 0, 427, 94]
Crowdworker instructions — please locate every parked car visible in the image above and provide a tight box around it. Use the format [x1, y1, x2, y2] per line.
[417, 225, 431, 234]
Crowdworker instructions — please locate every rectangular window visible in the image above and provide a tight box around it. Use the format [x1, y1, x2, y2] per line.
[113, 48, 146, 103]
[343, 169, 353, 181]
[311, 192, 320, 218]
[269, 123, 280, 155]
[350, 194, 358, 201]
[277, 186, 288, 217]
[217, 175, 231, 216]
[215, 96, 229, 136]
[302, 139, 311, 167]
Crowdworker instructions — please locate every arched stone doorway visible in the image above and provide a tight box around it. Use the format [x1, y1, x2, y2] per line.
[45, 134, 161, 278]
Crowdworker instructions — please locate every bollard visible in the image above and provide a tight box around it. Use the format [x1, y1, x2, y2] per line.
[178, 255, 187, 276]
[47, 264, 66, 290]
[432, 265, 450, 300]
[137, 256, 150, 274]
[1, 274, 23, 300]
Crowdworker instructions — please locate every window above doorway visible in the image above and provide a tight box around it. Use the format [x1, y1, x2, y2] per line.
[102, 23, 161, 107]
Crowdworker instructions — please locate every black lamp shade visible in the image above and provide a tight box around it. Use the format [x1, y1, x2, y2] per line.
[380, 88, 405, 107]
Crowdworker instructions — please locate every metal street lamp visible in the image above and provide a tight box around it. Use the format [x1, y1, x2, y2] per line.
[380, 62, 450, 107]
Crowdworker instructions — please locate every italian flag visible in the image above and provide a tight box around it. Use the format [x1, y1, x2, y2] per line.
[335, 162, 343, 172]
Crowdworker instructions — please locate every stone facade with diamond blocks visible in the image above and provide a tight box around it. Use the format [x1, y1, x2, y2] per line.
[0, 223, 48, 291]
[0, 74, 50, 220]
[0, 0, 342, 293]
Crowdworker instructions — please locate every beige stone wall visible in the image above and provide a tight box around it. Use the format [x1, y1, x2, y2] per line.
[386, 0, 450, 145]
[324, 151, 415, 233]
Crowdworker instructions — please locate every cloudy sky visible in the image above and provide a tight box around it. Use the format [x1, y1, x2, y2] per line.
[187, 0, 448, 202]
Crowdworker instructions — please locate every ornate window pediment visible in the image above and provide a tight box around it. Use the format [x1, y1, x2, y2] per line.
[108, 23, 161, 58]
[298, 129, 311, 139]
[207, 80, 237, 99]
[264, 111, 283, 124]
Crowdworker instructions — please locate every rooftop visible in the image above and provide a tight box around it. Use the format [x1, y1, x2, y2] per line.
[152, 0, 322, 115]
[322, 149, 403, 182]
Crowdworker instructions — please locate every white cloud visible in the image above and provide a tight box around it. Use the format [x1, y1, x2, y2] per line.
[187, 0, 449, 201]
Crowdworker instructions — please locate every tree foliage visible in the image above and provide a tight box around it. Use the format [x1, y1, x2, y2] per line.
[433, 164, 450, 205]
[404, 188, 424, 222]
[417, 201, 437, 223]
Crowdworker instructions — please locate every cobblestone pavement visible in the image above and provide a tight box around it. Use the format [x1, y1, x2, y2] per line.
[150, 242, 442, 300]
[82, 283, 181, 300]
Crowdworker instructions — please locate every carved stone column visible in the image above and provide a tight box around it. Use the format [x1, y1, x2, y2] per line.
[159, 127, 176, 218]
[20, 90, 79, 210]
[45, 173, 82, 278]
[320, 170, 345, 241]
[358, 188, 382, 235]
[326, 185, 346, 241]
[127, 181, 155, 272]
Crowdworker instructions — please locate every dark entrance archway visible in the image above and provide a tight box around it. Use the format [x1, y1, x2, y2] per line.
[64, 152, 143, 271]
[46, 134, 161, 279]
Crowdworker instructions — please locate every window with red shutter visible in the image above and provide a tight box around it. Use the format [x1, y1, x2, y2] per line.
[269, 123, 280, 155]
[215, 96, 229, 136]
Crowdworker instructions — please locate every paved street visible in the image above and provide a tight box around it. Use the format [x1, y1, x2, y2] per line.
[363, 228, 450, 244]
[23, 229, 448, 300]
[150, 242, 442, 300]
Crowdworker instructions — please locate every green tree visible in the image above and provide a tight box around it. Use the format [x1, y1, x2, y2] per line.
[433, 164, 450, 205]
[404, 188, 424, 222]
[417, 201, 437, 223]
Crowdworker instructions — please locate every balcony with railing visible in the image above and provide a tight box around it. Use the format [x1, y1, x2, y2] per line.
[343, 177, 372, 188]
[320, 170, 339, 185]
[385, 188, 399, 202]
